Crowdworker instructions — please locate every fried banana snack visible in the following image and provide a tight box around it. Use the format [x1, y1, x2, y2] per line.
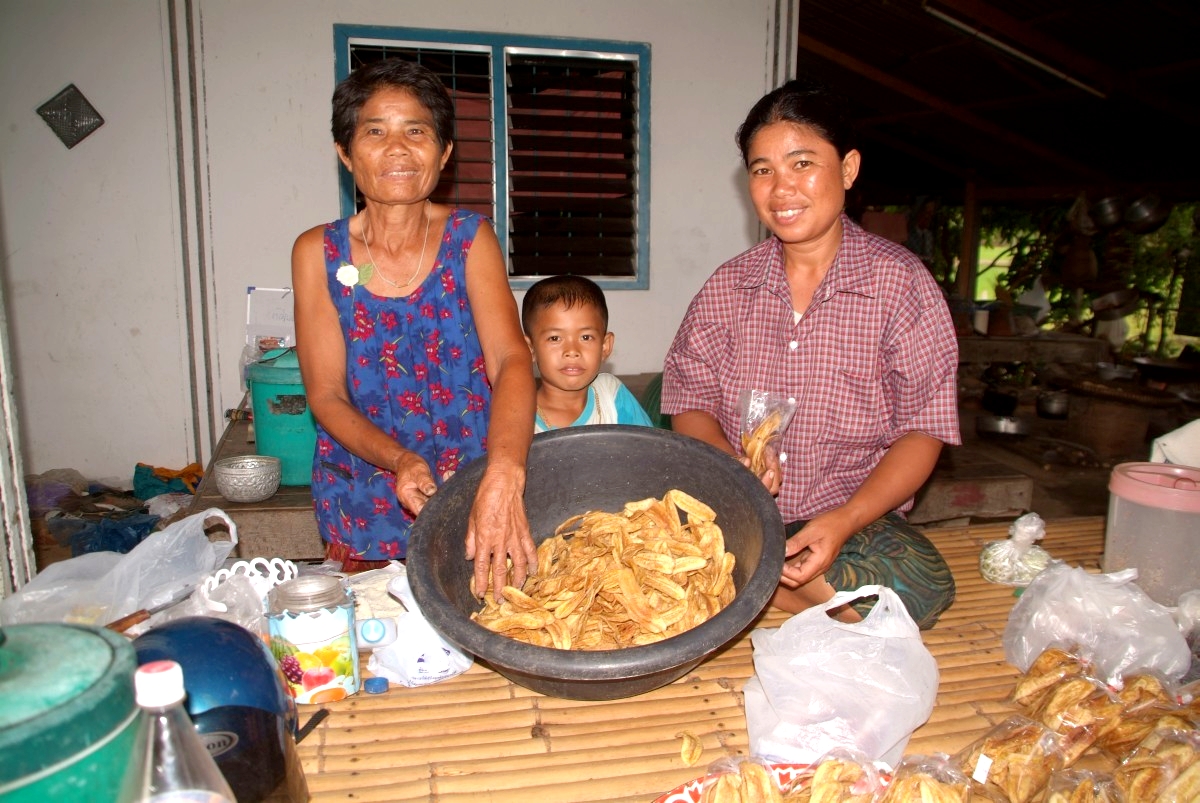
[956, 715, 1065, 803]
[1029, 675, 1124, 765]
[741, 409, 783, 478]
[1011, 646, 1088, 710]
[778, 754, 880, 803]
[1043, 768, 1121, 803]
[1094, 705, 1193, 760]
[472, 489, 735, 650]
[1113, 727, 1200, 802]
[699, 761, 783, 803]
[876, 754, 969, 803]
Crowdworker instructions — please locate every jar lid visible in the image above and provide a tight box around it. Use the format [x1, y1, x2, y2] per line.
[0, 624, 137, 784]
[269, 574, 348, 612]
[1109, 461, 1200, 513]
[247, 348, 304, 386]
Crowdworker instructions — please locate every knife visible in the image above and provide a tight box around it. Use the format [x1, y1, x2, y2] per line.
[105, 584, 197, 633]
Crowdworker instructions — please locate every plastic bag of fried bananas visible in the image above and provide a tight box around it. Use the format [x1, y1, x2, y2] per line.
[1010, 644, 1091, 711]
[1043, 768, 1122, 803]
[954, 715, 1066, 803]
[875, 753, 970, 803]
[777, 749, 883, 803]
[1027, 674, 1125, 765]
[696, 757, 784, 803]
[737, 389, 796, 480]
[1113, 726, 1200, 802]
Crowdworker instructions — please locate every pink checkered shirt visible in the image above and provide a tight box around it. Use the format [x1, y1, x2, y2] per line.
[662, 215, 961, 523]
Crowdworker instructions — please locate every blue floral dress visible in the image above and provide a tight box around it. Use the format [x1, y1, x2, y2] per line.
[312, 210, 492, 560]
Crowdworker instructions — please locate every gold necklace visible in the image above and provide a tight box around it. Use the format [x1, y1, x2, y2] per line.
[361, 200, 431, 289]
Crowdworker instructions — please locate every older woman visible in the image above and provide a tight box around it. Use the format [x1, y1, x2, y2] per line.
[662, 80, 961, 628]
[292, 59, 537, 596]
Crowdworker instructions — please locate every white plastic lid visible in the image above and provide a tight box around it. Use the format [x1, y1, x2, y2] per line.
[1109, 461, 1200, 513]
[134, 659, 187, 708]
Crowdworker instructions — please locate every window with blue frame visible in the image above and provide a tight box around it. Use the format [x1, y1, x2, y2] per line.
[335, 25, 651, 289]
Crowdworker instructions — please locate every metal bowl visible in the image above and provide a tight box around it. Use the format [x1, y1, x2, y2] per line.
[975, 414, 1031, 436]
[407, 425, 786, 700]
[213, 455, 282, 503]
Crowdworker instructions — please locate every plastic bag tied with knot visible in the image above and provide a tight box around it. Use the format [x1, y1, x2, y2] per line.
[979, 511, 1056, 587]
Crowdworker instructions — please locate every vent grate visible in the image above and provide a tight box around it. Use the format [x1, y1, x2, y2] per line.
[36, 84, 104, 149]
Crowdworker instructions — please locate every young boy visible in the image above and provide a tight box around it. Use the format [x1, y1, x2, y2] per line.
[521, 275, 653, 433]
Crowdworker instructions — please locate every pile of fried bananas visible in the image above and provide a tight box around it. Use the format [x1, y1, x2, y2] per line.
[741, 409, 783, 478]
[472, 489, 735, 650]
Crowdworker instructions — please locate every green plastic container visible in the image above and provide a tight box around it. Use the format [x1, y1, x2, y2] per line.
[248, 348, 318, 486]
[0, 624, 144, 802]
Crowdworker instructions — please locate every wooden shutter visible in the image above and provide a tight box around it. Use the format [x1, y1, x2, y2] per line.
[506, 52, 638, 278]
[349, 45, 495, 218]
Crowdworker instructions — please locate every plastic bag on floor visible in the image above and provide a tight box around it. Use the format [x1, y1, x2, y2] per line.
[0, 508, 237, 627]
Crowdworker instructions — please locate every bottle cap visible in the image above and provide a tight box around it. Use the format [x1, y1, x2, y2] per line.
[135, 660, 187, 708]
[358, 618, 388, 644]
[363, 676, 389, 694]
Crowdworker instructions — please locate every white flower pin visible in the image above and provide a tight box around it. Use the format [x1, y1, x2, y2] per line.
[337, 263, 374, 287]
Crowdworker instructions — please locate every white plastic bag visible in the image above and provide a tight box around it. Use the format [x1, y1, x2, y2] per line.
[367, 568, 473, 687]
[1002, 562, 1191, 685]
[0, 508, 237, 627]
[743, 585, 939, 767]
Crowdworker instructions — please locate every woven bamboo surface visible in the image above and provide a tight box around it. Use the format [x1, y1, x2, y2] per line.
[296, 516, 1106, 802]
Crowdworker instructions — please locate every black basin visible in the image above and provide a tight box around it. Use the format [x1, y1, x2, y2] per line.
[407, 425, 785, 700]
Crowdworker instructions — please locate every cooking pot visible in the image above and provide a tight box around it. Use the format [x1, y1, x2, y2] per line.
[1124, 194, 1173, 234]
[1132, 356, 1200, 384]
[1036, 391, 1069, 420]
[0, 624, 144, 801]
[1091, 196, 1125, 229]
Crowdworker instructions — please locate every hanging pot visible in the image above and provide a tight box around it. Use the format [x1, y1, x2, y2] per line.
[1124, 194, 1173, 234]
[1091, 196, 1125, 229]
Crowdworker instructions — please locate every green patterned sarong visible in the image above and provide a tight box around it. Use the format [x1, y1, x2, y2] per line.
[784, 513, 955, 629]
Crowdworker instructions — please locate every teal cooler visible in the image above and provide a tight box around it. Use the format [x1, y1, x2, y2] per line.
[248, 349, 318, 486]
[0, 624, 145, 802]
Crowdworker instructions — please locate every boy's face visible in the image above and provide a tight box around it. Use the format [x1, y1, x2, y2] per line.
[525, 301, 614, 394]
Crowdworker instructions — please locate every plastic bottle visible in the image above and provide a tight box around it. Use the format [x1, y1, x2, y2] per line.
[134, 660, 236, 803]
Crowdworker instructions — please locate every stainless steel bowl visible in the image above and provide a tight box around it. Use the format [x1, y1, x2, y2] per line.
[975, 414, 1031, 436]
[213, 455, 281, 503]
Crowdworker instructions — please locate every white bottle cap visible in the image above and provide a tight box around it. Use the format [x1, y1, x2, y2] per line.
[135, 659, 187, 708]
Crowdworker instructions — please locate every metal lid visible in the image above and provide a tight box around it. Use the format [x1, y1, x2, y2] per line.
[268, 574, 349, 613]
[247, 347, 304, 386]
[0, 624, 137, 784]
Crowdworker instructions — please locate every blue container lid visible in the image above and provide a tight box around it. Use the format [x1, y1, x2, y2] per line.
[363, 676, 389, 694]
[248, 348, 304, 386]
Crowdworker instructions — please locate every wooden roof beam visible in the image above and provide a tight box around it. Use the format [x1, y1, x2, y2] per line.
[796, 32, 1109, 183]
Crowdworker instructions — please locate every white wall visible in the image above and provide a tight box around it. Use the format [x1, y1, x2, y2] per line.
[0, 0, 785, 482]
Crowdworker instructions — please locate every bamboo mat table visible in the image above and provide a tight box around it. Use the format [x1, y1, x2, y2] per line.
[296, 516, 1106, 803]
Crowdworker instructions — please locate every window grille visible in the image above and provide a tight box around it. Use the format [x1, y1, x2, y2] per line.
[336, 26, 650, 289]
